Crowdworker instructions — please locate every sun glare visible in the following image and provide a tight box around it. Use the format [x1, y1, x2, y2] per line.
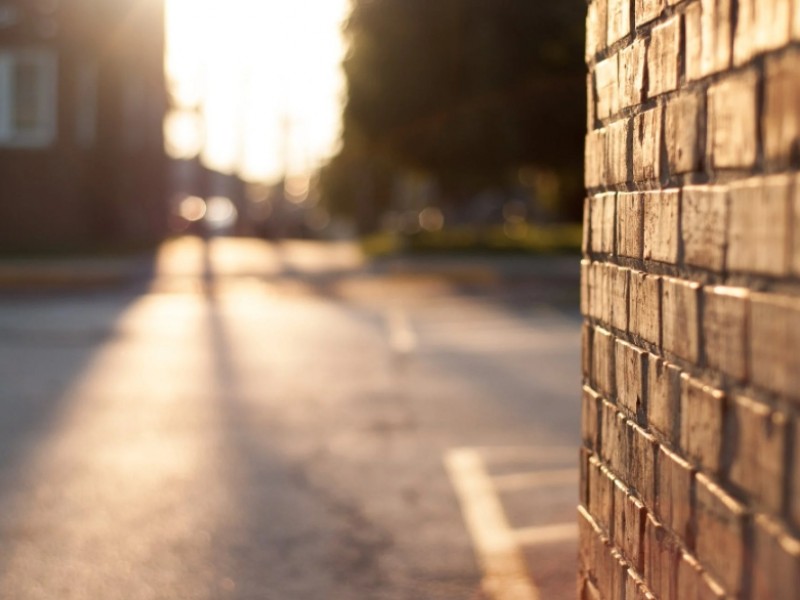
[165, 0, 349, 183]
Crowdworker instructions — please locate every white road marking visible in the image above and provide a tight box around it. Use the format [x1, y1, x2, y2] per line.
[387, 308, 417, 355]
[492, 468, 579, 492]
[514, 523, 579, 547]
[445, 448, 541, 600]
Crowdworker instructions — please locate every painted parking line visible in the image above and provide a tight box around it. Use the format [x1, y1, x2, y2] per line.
[445, 448, 541, 600]
[445, 448, 579, 600]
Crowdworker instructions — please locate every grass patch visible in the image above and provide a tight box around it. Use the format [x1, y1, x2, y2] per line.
[361, 223, 582, 257]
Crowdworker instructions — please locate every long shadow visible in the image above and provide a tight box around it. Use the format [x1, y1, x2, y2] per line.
[200, 242, 394, 599]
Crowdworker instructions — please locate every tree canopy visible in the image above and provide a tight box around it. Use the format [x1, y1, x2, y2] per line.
[323, 0, 587, 227]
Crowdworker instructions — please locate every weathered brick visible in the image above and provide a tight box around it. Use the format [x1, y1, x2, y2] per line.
[581, 261, 591, 318]
[629, 422, 656, 509]
[643, 513, 678, 600]
[619, 38, 646, 110]
[662, 277, 700, 363]
[587, 74, 596, 132]
[666, 92, 703, 174]
[590, 192, 617, 254]
[610, 265, 630, 331]
[703, 286, 748, 381]
[633, 107, 662, 182]
[589, 457, 616, 533]
[648, 16, 680, 97]
[614, 484, 646, 572]
[617, 192, 643, 259]
[656, 446, 694, 544]
[700, 0, 732, 76]
[680, 375, 724, 473]
[629, 271, 661, 345]
[615, 339, 646, 420]
[588, 262, 610, 323]
[580, 447, 592, 508]
[727, 396, 787, 513]
[583, 386, 602, 450]
[592, 327, 616, 397]
[647, 354, 680, 442]
[596, 55, 620, 120]
[585, 128, 607, 189]
[586, 0, 608, 60]
[685, 1, 703, 81]
[643, 189, 679, 264]
[734, 0, 791, 65]
[728, 175, 792, 276]
[707, 70, 758, 168]
[750, 293, 800, 400]
[607, 0, 632, 45]
[676, 552, 726, 600]
[606, 118, 630, 185]
[764, 50, 800, 169]
[681, 185, 727, 271]
[601, 399, 620, 467]
[752, 516, 800, 600]
[635, 0, 664, 26]
[612, 412, 633, 476]
[579, 504, 602, 580]
[695, 473, 746, 595]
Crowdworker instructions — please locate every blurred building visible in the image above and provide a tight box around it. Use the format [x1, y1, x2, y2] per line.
[0, 0, 167, 251]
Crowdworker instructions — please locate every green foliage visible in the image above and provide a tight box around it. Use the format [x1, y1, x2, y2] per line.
[324, 0, 586, 225]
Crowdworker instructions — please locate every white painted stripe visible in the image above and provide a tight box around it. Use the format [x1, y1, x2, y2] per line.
[445, 448, 540, 600]
[492, 468, 580, 492]
[514, 523, 579, 547]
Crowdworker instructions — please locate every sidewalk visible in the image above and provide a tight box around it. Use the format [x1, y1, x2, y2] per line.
[0, 255, 156, 291]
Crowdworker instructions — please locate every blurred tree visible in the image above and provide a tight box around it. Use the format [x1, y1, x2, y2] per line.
[324, 0, 586, 229]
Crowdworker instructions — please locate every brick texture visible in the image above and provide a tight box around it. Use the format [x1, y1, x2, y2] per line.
[581, 1, 800, 596]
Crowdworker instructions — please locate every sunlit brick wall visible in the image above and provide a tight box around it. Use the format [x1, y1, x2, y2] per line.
[580, 1, 800, 598]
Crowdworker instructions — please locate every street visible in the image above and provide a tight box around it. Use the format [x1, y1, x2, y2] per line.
[0, 237, 580, 600]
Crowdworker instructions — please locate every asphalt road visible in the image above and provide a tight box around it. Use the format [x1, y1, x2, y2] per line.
[0, 237, 581, 600]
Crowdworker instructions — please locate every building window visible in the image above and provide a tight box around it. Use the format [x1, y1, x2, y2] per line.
[0, 49, 57, 148]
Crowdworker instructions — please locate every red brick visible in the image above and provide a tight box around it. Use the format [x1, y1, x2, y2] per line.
[633, 107, 662, 182]
[606, 118, 630, 185]
[581, 447, 592, 507]
[617, 488, 646, 572]
[752, 515, 800, 600]
[656, 446, 694, 544]
[681, 186, 727, 271]
[700, 0, 733, 76]
[596, 54, 620, 120]
[636, 0, 664, 26]
[662, 277, 700, 363]
[648, 16, 680, 97]
[629, 422, 657, 509]
[727, 396, 787, 514]
[585, 129, 607, 189]
[666, 93, 703, 174]
[734, 0, 791, 65]
[617, 192, 644, 259]
[644, 513, 678, 600]
[727, 175, 792, 276]
[601, 400, 620, 467]
[589, 457, 616, 533]
[583, 386, 602, 450]
[750, 292, 800, 400]
[647, 354, 680, 443]
[680, 375, 724, 473]
[685, 2, 703, 81]
[643, 190, 680, 264]
[581, 261, 591, 318]
[702, 286, 748, 381]
[592, 326, 616, 397]
[615, 339, 646, 420]
[707, 69, 758, 168]
[610, 265, 630, 332]
[586, 0, 608, 60]
[589, 262, 611, 323]
[619, 38, 647, 109]
[579, 504, 602, 580]
[629, 271, 661, 346]
[764, 49, 800, 168]
[695, 473, 746, 595]
[608, 0, 632, 45]
[590, 192, 617, 254]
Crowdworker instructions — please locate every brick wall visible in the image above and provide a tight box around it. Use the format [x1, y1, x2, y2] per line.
[580, 1, 800, 598]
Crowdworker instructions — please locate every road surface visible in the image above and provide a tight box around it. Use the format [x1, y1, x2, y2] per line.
[0, 237, 581, 599]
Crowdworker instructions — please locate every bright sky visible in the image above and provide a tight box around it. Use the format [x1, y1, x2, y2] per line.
[164, 0, 350, 183]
